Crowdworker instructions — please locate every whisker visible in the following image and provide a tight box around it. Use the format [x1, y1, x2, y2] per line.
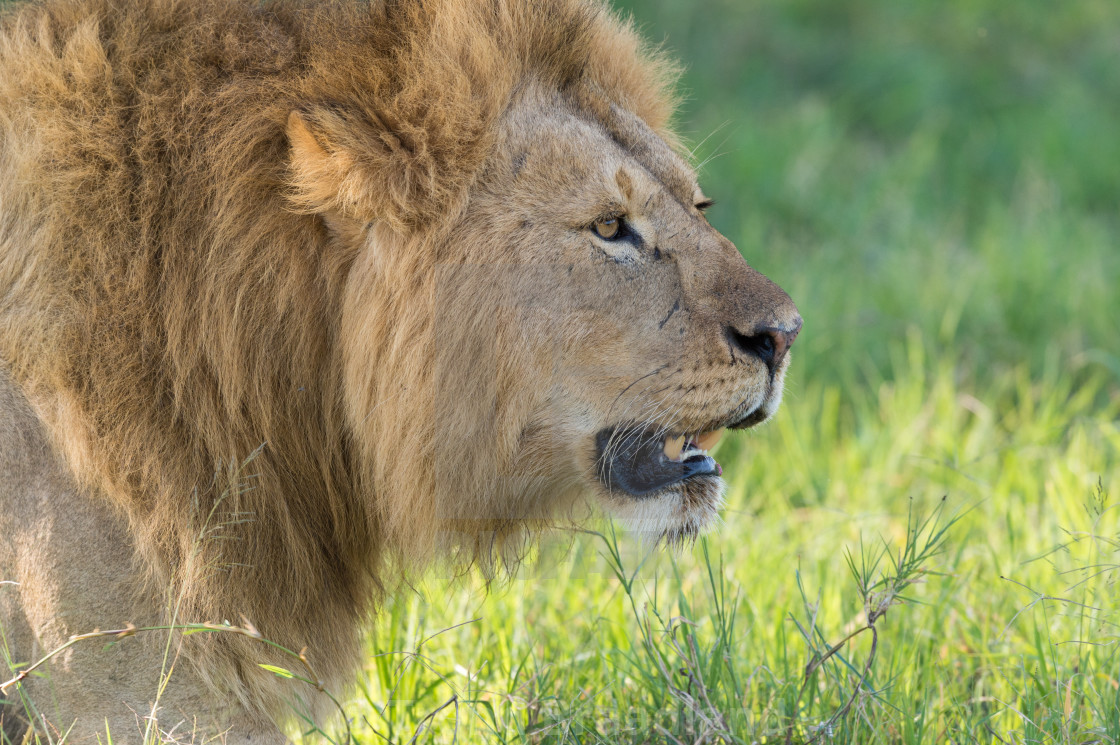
[687, 120, 732, 163]
[605, 364, 670, 422]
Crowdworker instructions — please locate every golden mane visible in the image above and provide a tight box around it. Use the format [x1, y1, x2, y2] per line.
[0, 0, 680, 708]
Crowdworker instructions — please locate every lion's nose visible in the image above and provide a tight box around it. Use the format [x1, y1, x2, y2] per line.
[724, 315, 802, 374]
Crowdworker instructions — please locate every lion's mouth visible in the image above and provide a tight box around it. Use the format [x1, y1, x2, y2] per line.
[594, 426, 725, 498]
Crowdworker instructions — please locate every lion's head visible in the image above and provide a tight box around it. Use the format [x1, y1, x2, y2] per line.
[284, 4, 801, 555]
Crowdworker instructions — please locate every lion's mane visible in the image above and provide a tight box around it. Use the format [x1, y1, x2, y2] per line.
[0, 0, 678, 714]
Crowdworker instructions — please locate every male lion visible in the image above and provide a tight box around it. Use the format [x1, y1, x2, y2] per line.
[0, 0, 801, 741]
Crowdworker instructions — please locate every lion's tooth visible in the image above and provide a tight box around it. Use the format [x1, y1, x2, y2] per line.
[663, 435, 685, 461]
[694, 429, 723, 451]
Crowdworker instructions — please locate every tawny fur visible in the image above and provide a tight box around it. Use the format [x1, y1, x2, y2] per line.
[0, 0, 799, 740]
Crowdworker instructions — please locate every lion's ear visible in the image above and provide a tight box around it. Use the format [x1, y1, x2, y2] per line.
[286, 111, 354, 216]
[286, 107, 449, 233]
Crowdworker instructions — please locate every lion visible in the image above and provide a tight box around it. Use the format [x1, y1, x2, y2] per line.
[0, 0, 801, 741]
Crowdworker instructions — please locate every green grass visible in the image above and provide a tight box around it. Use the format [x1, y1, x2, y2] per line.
[312, 1, 1120, 742]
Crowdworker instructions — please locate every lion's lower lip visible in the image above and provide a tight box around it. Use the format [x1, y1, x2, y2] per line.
[595, 426, 722, 498]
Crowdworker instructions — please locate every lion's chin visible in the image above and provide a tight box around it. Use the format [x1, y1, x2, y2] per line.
[601, 474, 725, 544]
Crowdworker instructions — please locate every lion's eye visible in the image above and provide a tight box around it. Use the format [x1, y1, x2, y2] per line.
[592, 216, 623, 240]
